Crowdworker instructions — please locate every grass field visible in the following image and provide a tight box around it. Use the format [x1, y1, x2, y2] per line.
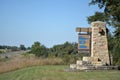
[0, 65, 120, 80]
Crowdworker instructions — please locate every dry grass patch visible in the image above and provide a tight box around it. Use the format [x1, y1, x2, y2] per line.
[0, 54, 63, 73]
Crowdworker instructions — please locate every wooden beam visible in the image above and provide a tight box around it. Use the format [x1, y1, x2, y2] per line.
[76, 28, 92, 32]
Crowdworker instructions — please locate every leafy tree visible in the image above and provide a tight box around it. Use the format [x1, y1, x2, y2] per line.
[19, 44, 26, 50]
[87, 12, 109, 24]
[49, 42, 78, 64]
[27, 47, 31, 50]
[31, 41, 48, 57]
[89, 0, 120, 31]
[49, 42, 78, 57]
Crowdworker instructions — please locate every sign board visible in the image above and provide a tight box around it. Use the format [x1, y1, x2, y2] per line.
[78, 34, 90, 53]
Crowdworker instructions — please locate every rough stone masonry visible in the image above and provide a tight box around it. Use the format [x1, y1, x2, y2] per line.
[90, 21, 110, 66]
[69, 21, 111, 70]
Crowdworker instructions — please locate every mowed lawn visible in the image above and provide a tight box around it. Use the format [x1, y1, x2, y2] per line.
[0, 65, 120, 80]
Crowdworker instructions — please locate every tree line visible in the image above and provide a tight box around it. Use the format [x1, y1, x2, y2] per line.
[0, 44, 27, 51]
[30, 41, 79, 64]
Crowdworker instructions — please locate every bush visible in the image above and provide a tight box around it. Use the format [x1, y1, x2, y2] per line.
[115, 58, 120, 66]
[31, 41, 48, 57]
[62, 54, 78, 64]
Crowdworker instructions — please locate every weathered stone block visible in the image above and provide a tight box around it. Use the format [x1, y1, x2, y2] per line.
[76, 60, 84, 65]
[83, 57, 90, 62]
[70, 64, 76, 69]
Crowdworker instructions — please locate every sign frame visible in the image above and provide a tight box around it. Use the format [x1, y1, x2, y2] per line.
[78, 34, 91, 53]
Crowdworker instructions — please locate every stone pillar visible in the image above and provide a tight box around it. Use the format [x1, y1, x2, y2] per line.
[91, 21, 110, 65]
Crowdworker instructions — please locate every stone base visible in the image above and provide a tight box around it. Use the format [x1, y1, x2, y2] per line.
[70, 64, 76, 69]
[68, 65, 118, 71]
[76, 65, 95, 70]
[69, 59, 118, 71]
[95, 66, 118, 70]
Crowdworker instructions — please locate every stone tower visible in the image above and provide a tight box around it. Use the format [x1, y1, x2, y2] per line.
[69, 21, 116, 70]
[69, 21, 115, 70]
[90, 21, 110, 66]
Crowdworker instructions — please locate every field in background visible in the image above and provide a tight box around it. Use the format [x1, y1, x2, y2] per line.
[0, 65, 120, 80]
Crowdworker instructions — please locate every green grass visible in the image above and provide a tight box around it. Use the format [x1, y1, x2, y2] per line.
[0, 65, 120, 80]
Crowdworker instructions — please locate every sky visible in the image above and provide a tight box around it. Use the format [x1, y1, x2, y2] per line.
[0, 0, 103, 48]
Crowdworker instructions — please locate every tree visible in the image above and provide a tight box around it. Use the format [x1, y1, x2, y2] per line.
[31, 41, 48, 57]
[49, 42, 78, 64]
[11, 46, 19, 51]
[89, 0, 120, 30]
[49, 42, 78, 57]
[20, 44, 26, 50]
[27, 47, 31, 50]
[87, 12, 109, 24]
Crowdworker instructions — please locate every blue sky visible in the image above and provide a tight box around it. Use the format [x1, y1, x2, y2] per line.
[0, 0, 102, 48]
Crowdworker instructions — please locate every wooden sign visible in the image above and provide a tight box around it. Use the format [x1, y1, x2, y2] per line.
[78, 34, 90, 53]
